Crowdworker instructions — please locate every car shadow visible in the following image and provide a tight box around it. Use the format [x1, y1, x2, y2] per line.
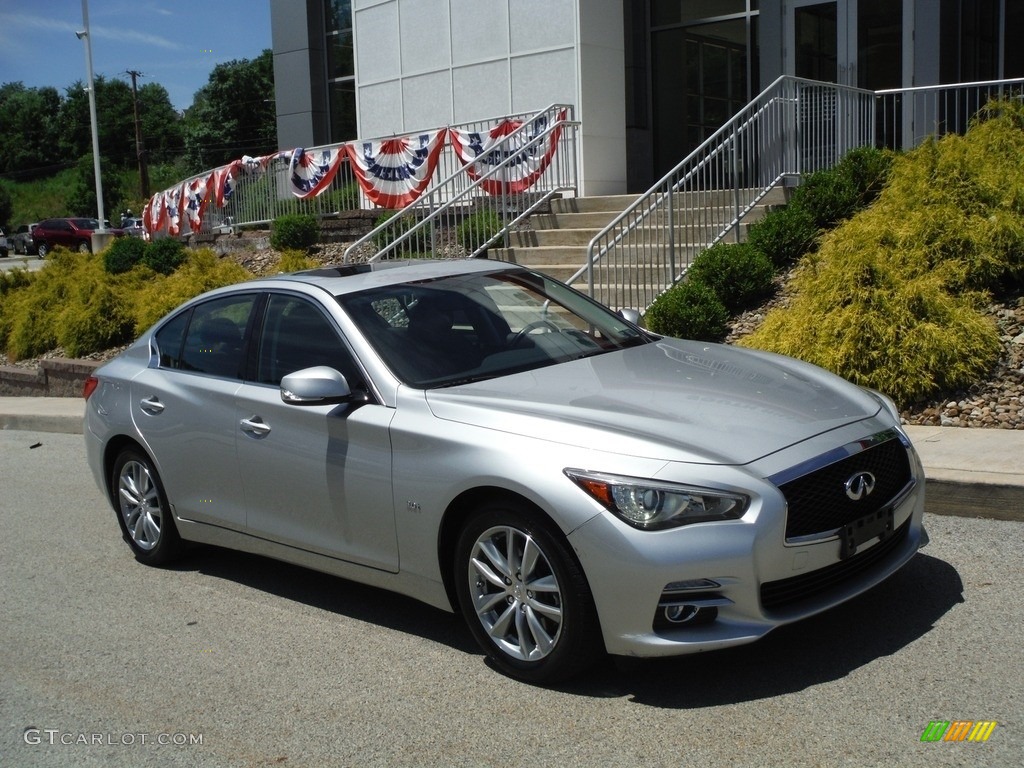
[566, 552, 964, 706]
[168, 546, 962, 706]
[167, 545, 478, 655]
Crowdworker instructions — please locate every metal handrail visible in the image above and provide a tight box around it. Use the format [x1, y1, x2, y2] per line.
[572, 76, 875, 309]
[341, 104, 578, 263]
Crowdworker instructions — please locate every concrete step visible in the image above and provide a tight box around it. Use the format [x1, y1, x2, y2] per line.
[550, 186, 787, 214]
[507, 223, 754, 248]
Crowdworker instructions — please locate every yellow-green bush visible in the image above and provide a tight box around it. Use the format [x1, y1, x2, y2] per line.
[0, 246, 254, 359]
[129, 248, 252, 333]
[738, 99, 1024, 405]
[276, 249, 315, 273]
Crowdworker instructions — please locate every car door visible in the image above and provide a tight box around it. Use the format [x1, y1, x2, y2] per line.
[129, 293, 258, 530]
[234, 292, 399, 572]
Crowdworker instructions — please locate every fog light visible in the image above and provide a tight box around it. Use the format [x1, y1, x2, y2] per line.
[664, 604, 701, 624]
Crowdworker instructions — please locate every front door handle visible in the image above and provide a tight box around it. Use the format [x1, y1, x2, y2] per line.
[139, 396, 165, 415]
[240, 416, 271, 437]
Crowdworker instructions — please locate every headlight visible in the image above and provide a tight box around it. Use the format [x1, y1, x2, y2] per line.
[564, 469, 748, 530]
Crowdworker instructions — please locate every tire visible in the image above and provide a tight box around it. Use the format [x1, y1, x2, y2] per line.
[454, 500, 603, 683]
[37, 242, 48, 259]
[111, 448, 182, 566]
[77, 240, 90, 253]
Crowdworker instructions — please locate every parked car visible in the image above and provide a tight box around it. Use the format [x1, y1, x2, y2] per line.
[10, 223, 39, 256]
[121, 217, 146, 238]
[0, 228, 7, 258]
[32, 217, 124, 257]
[83, 259, 927, 683]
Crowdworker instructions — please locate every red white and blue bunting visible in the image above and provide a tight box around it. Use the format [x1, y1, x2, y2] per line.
[184, 174, 212, 232]
[288, 147, 344, 199]
[449, 109, 566, 195]
[213, 161, 241, 208]
[164, 185, 184, 236]
[345, 130, 446, 209]
[143, 112, 566, 238]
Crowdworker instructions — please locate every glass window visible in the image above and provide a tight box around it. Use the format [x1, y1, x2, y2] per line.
[179, 294, 257, 379]
[153, 310, 190, 369]
[329, 80, 357, 142]
[256, 294, 362, 388]
[338, 269, 649, 388]
[325, 0, 352, 34]
[327, 29, 354, 79]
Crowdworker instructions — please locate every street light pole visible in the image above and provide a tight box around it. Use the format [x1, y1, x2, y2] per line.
[77, 0, 109, 243]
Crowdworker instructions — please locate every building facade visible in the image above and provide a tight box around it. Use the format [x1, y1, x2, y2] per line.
[271, 0, 1024, 195]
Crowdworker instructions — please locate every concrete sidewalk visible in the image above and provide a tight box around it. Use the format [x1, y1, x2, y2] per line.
[1, 396, 1021, 521]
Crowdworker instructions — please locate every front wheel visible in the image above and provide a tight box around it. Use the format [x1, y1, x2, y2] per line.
[454, 501, 603, 683]
[77, 240, 90, 253]
[111, 448, 182, 566]
[36, 242, 48, 259]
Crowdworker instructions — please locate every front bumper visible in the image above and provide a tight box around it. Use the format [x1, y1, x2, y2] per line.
[568, 430, 928, 658]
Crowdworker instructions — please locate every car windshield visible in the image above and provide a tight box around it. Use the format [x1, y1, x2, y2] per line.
[337, 267, 650, 388]
[72, 218, 99, 229]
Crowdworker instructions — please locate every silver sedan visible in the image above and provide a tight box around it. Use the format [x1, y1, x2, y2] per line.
[84, 259, 927, 683]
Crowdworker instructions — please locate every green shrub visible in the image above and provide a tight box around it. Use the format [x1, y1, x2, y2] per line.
[277, 249, 315, 273]
[687, 243, 775, 313]
[104, 236, 147, 274]
[456, 210, 503, 254]
[270, 213, 320, 251]
[644, 280, 729, 342]
[372, 210, 430, 255]
[330, 182, 361, 212]
[143, 237, 187, 275]
[747, 204, 818, 268]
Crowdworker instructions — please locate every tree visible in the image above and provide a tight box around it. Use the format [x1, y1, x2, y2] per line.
[57, 76, 137, 168]
[66, 153, 125, 220]
[182, 49, 277, 173]
[0, 83, 63, 177]
[136, 82, 184, 164]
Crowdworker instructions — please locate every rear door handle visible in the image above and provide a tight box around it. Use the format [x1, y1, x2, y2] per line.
[240, 416, 271, 437]
[139, 396, 165, 415]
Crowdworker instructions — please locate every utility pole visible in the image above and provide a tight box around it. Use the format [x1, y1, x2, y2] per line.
[126, 69, 150, 200]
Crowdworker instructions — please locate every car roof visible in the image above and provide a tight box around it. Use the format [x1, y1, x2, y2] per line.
[264, 258, 522, 296]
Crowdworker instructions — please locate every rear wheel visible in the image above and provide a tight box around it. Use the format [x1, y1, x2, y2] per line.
[454, 500, 603, 683]
[111, 448, 182, 565]
[37, 242, 48, 259]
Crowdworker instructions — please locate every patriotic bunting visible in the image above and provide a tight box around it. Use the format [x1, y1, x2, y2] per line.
[144, 192, 166, 236]
[165, 185, 184, 236]
[345, 130, 446, 209]
[289, 147, 344, 199]
[213, 161, 241, 207]
[184, 174, 213, 232]
[449, 109, 566, 195]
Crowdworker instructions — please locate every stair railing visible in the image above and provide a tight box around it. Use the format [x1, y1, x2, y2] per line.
[572, 76, 875, 310]
[341, 104, 579, 263]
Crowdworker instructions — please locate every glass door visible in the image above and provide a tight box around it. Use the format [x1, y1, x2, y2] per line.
[787, 0, 855, 85]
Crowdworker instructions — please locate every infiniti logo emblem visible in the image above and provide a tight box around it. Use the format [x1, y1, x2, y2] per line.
[845, 471, 876, 501]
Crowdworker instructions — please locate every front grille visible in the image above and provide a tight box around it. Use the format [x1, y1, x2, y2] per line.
[778, 437, 912, 540]
[760, 518, 910, 611]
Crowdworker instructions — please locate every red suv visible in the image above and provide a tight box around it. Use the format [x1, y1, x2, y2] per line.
[32, 218, 124, 257]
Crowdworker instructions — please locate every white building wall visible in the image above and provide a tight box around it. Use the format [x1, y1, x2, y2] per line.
[352, 0, 627, 195]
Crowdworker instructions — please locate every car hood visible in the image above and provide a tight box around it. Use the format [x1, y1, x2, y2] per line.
[424, 339, 882, 465]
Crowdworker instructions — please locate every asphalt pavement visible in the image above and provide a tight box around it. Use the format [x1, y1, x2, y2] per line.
[1, 396, 1020, 521]
[0, 430, 1020, 767]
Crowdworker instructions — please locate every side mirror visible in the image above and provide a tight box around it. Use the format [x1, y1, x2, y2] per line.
[618, 308, 644, 327]
[280, 366, 355, 405]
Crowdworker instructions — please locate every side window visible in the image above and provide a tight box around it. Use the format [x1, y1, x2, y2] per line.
[256, 295, 362, 388]
[153, 310, 190, 368]
[179, 294, 256, 378]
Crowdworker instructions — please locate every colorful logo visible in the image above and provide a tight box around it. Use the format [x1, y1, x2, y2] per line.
[920, 721, 997, 742]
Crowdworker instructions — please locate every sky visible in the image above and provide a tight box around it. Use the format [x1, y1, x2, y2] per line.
[0, 0, 272, 112]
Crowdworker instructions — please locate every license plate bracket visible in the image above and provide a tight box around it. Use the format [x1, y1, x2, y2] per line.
[839, 507, 894, 559]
